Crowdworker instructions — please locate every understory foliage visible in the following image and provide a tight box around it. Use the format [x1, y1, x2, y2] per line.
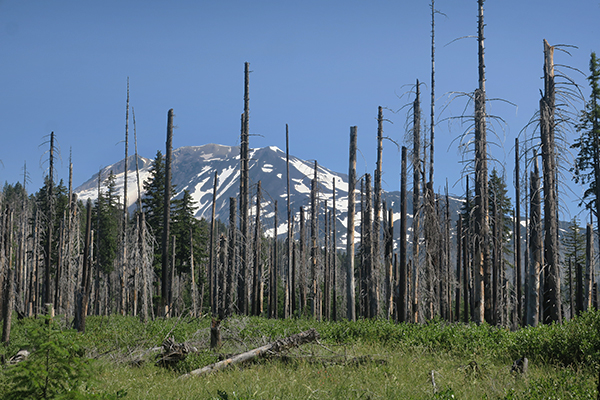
[1, 311, 599, 399]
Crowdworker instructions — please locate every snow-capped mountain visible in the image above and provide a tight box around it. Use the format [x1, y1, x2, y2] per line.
[74, 143, 465, 249]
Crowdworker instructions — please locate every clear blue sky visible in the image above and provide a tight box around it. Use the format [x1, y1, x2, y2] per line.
[1, 0, 598, 221]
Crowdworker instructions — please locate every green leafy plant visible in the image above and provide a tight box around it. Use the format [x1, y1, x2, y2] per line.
[2, 317, 125, 399]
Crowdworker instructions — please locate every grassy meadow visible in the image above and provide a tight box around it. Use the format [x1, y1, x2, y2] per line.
[1, 311, 599, 399]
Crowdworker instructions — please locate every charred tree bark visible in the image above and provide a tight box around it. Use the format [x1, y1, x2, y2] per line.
[332, 179, 338, 321]
[374, 106, 383, 317]
[515, 138, 523, 325]
[412, 82, 421, 324]
[270, 200, 278, 319]
[121, 78, 129, 316]
[285, 124, 292, 318]
[209, 171, 218, 316]
[252, 181, 262, 316]
[456, 216, 462, 321]
[364, 174, 377, 318]
[346, 127, 358, 321]
[239, 62, 251, 316]
[299, 206, 307, 313]
[310, 162, 319, 319]
[43, 131, 55, 306]
[161, 109, 174, 317]
[2, 209, 14, 344]
[527, 157, 542, 326]
[74, 201, 92, 332]
[227, 198, 237, 317]
[398, 146, 408, 322]
[540, 39, 562, 324]
[586, 223, 594, 311]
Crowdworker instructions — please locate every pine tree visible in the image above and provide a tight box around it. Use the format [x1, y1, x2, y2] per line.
[94, 171, 120, 275]
[572, 52, 600, 254]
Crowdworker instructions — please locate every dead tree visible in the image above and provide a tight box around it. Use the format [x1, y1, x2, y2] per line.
[161, 109, 174, 317]
[515, 138, 523, 325]
[364, 173, 377, 318]
[227, 197, 237, 317]
[239, 62, 251, 316]
[540, 39, 562, 324]
[332, 179, 338, 321]
[527, 156, 542, 326]
[310, 162, 319, 319]
[43, 131, 56, 306]
[2, 209, 14, 344]
[586, 223, 594, 310]
[412, 82, 421, 323]
[473, 0, 491, 325]
[346, 127, 358, 321]
[398, 146, 408, 322]
[121, 78, 130, 316]
[324, 202, 330, 320]
[270, 200, 278, 319]
[374, 107, 383, 316]
[209, 171, 218, 315]
[74, 200, 92, 332]
[285, 124, 292, 318]
[252, 181, 262, 316]
[299, 206, 307, 313]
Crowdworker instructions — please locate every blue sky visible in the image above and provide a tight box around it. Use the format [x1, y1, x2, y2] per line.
[0, 0, 598, 221]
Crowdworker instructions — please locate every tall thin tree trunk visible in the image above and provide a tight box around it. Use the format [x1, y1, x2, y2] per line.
[346, 127, 357, 321]
[253, 181, 262, 316]
[585, 223, 594, 311]
[2, 209, 14, 344]
[364, 174, 376, 318]
[412, 82, 421, 324]
[332, 179, 337, 321]
[44, 132, 55, 307]
[515, 138, 522, 325]
[121, 78, 129, 316]
[161, 109, 174, 317]
[527, 157, 542, 326]
[271, 200, 278, 319]
[209, 171, 218, 315]
[398, 146, 407, 322]
[285, 124, 292, 318]
[239, 62, 251, 316]
[540, 39, 562, 324]
[311, 162, 319, 319]
[227, 198, 237, 317]
[374, 107, 383, 318]
[299, 206, 307, 313]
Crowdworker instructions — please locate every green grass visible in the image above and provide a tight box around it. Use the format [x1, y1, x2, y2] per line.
[1, 311, 599, 399]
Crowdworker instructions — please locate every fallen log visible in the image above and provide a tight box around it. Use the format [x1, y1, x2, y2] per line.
[180, 328, 319, 378]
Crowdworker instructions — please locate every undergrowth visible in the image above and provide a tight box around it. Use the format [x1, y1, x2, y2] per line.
[0, 310, 599, 399]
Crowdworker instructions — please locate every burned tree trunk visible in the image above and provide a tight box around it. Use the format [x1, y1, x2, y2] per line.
[586, 223, 594, 311]
[374, 106, 383, 317]
[227, 198, 237, 317]
[364, 174, 377, 318]
[332, 179, 338, 321]
[74, 201, 92, 333]
[161, 109, 174, 317]
[2, 209, 14, 344]
[209, 171, 218, 315]
[239, 62, 251, 316]
[398, 146, 408, 322]
[285, 124, 292, 318]
[527, 157, 542, 326]
[270, 200, 278, 319]
[310, 162, 319, 319]
[412, 82, 421, 324]
[121, 78, 129, 316]
[540, 39, 562, 324]
[515, 138, 523, 325]
[252, 181, 262, 316]
[346, 127, 358, 321]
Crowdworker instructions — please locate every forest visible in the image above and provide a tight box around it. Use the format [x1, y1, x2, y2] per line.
[1, 0, 600, 398]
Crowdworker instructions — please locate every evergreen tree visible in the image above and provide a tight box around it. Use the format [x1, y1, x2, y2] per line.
[488, 168, 513, 250]
[572, 52, 600, 218]
[171, 190, 208, 274]
[94, 171, 120, 274]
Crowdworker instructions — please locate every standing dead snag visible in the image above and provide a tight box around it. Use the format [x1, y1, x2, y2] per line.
[161, 109, 174, 317]
[346, 127, 358, 321]
[181, 328, 319, 378]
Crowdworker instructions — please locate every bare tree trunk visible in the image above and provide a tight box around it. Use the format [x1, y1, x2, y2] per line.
[527, 157, 541, 326]
[346, 127, 357, 321]
[456, 216, 462, 321]
[252, 181, 262, 316]
[285, 124, 292, 318]
[324, 203, 330, 320]
[412, 82, 421, 324]
[515, 138, 522, 325]
[209, 171, 218, 315]
[540, 39, 562, 324]
[44, 132, 55, 306]
[2, 209, 14, 344]
[364, 174, 376, 318]
[374, 107, 383, 318]
[227, 198, 237, 317]
[299, 206, 307, 313]
[397, 147, 407, 322]
[239, 62, 251, 316]
[75, 201, 92, 332]
[161, 109, 174, 317]
[332, 179, 337, 321]
[270, 201, 278, 319]
[121, 78, 129, 316]
[310, 162, 319, 319]
[218, 234, 227, 319]
[586, 223, 594, 311]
